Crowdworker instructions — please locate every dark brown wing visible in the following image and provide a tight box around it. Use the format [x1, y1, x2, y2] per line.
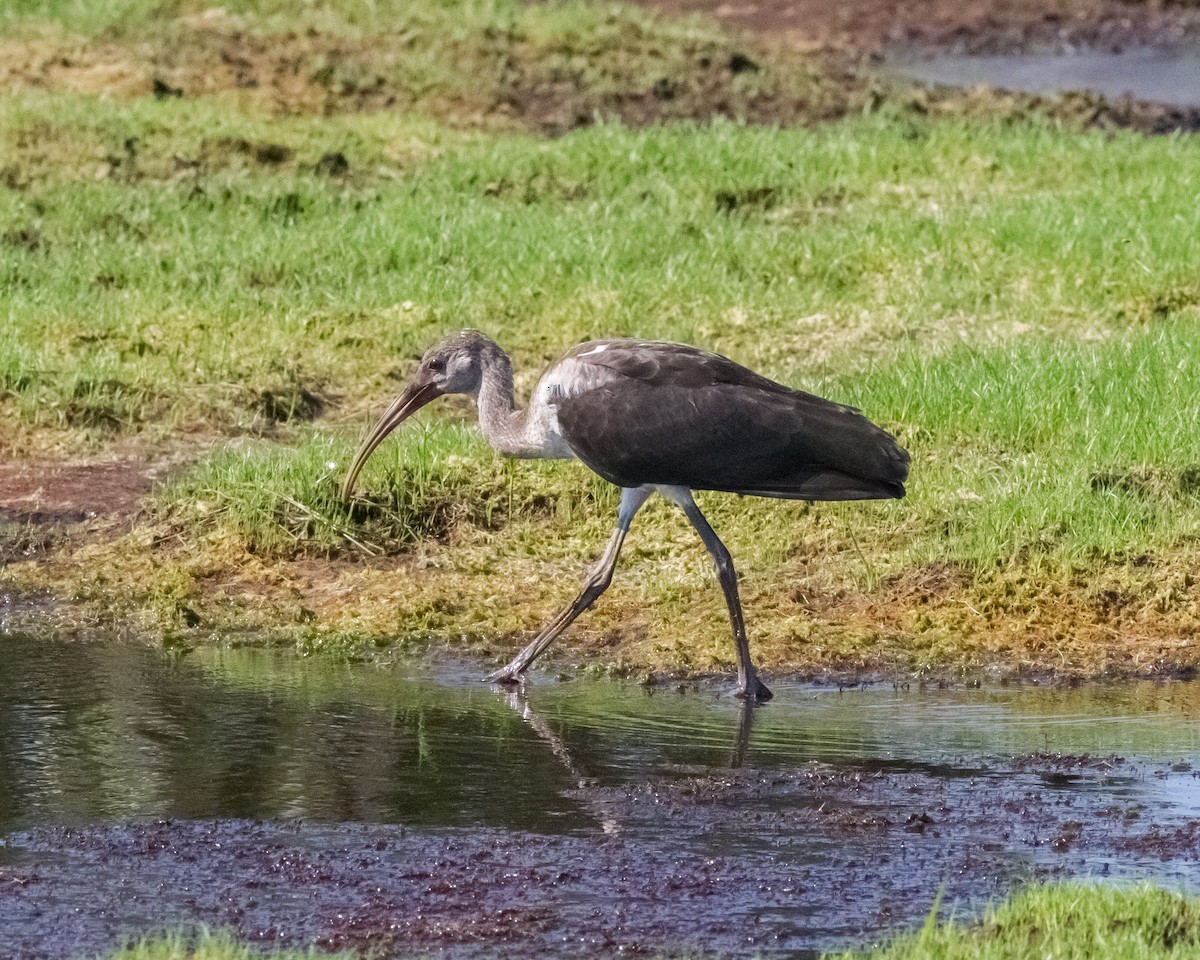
[556, 341, 909, 501]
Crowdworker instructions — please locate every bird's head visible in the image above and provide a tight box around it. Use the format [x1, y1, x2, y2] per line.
[340, 330, 493, 499]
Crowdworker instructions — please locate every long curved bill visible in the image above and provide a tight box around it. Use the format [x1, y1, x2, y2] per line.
[341, 379, 443, 500]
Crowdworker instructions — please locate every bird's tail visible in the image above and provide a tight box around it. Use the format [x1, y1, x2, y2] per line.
[718, 470, 905, 502]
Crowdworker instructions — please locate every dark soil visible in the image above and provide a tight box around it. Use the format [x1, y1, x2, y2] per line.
[0, 460, 155, 526]
[631, 0, 1200, 56]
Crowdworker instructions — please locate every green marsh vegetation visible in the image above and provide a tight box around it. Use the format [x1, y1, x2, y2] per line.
[101, 930, 356, 960]
[2, 0, 1200, 678]
[837, 884, 1200, 960]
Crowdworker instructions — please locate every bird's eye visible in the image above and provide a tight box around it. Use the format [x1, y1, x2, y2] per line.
[428, 358, 445, 373]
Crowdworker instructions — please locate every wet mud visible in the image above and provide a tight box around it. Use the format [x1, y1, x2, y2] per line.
[2, 758, 1198, 958]
[631, 0, 1200, 58]
[631, 0, 1200, 131]
[0, 641, 1198, 959]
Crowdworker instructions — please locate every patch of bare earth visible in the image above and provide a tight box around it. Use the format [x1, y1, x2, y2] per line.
[0, 460, 151, 525]
[0, 439, 202, 565]
[628, 0, 1200, 56]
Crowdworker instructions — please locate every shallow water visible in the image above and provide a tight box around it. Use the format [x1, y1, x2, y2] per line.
[1, 637, 1199, 958]
[885, 47, 1200, 108]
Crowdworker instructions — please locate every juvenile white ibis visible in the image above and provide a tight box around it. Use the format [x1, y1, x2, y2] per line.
[342, 330, 909, 701]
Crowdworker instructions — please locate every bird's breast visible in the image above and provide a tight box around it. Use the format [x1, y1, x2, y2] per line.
[521, 356, 623, 460]
[537, 355, 621, 401]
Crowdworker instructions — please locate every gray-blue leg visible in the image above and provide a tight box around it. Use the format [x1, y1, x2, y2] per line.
[660, 486, 773, 701]
[486, 486, 652, 685]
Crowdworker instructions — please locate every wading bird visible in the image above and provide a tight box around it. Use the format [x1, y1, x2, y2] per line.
[342, 331, 909, 701]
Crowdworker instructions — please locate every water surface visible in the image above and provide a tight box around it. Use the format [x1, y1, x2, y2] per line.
[1, 637, 1198, 958]
[886, 47, 1200, 108]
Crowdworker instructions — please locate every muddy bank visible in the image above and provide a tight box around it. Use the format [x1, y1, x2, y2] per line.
[629, 0, 1200, 131]
[8, 529, 1200, 684]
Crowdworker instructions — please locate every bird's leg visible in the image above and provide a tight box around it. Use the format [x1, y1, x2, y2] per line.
[484, 527, 625, 684]
[665, 487, 773, 702]
[485, 487, 651, 685]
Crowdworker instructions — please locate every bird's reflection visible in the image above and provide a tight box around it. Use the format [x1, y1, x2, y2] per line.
[497, 683, 621, 836]
[729, 700, 758, 769]
[498, 686, 594, 787]
[494, 682, 764, 834]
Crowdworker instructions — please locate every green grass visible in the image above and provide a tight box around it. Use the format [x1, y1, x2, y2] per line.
[101, 929, 357, 960]
[156, 421, 619, 557]
[1, 0, 698, 36]
[155, 316, 1200, 574]
[7, 106, 1200, 668]
[836, 884, 1200, 960]
[7, 108, 1187, 574]
[6, 107, 1200, 444]
[866, 322, 1200, 572]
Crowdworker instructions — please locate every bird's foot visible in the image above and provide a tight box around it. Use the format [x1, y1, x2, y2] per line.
[736, 675, 774, 702]
[483, 663, 526, 686]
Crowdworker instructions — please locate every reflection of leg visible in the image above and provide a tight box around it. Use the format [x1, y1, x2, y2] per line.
[501, 689, 588, 783]
[485, 487, 652, 685]
[730, 701, 757, 770]
[498, 688, 621, 836]
[658, 485, 773, 702]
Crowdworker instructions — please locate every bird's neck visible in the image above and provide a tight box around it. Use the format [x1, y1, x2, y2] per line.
[475, 346, 530, 455]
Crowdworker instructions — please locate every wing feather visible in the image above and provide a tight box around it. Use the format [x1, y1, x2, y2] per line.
[556, 342, 908, 501]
